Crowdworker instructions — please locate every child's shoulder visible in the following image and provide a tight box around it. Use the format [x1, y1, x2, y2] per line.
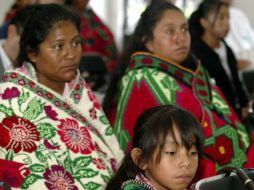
[121, 179, 155, 190]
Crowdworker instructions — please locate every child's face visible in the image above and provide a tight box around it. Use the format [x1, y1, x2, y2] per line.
[144, 126, 198, 190]
[205, 5, 230, 39]
[145, 9, 191, 64]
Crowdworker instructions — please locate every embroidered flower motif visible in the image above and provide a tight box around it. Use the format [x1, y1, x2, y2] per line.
[18, 79, 26, 86]
[74, 93, 80, 100]
[37, 90, 44, 96]
[75, 84, 80, 91]
[46, 93, 53, 99]
[2, 87, 20, 99]
[0, 116, 40, 153]
[64, 102, 71, 110]
[89, 108, 97, 120]
[93, 158, 106, 170]
[11, 73, 18, 79]
[0, 160, 30, 188]
[29, 81, 36, 89]
[44, 139, 60, 150]
[58, 118, 95, 154]
[44, 165, 78, 190]
[71, 112, 77, 118]
[55, 101, 61, 107]
[44, 105, 58, 121]
[205, 135, 233, 166]
[3, 75, 8, 82]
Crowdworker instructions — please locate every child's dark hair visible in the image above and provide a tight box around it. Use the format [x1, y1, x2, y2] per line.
[189, 0, 229, 40]
[105, 104, 204, 190]
[16, 3, 81, 68]
[103, 1, 183, 116]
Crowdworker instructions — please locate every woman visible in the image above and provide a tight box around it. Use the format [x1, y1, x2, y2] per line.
[103, 0, 254, 181]
[0, 4, 123, 190]
[189, 0, 250, 120]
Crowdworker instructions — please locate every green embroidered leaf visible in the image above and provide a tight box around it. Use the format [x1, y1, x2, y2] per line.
[37, 123, 56, 139]
[23, 97, 44, 120]
[118, 130, 130, 151]
[73, 156, 92, 168]
[99, 115, 109, 125]
[18, 89, 30, 106]
[35, 151, 47, 163]
[64, 157, 72, 174]
[74, 168, 99, 179]
[30, 164, 45, 173]
[0, 105, 14, 116]
[83, 182, 101, 190]
[21, 173, 43, 189]
[105, 126, 113, 136]
[101, 174, 110, 183]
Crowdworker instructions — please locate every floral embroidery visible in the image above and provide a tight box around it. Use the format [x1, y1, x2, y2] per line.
[89, 108, 97, 120]
[93, 158, 106, 170]
[2, 87, 20, 99]
[44, 165, 78, 190]
[0, 116, 40, 153]
[44, 105, 58, 121]
[58, 118, 95, 154]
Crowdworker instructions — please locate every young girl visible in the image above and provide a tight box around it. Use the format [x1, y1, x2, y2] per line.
[105, 105, 204, 190]
[189, 0, 250, 120]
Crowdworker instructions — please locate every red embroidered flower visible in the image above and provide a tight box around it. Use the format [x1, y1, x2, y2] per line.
[80, 116, 87, 122]
[0, 116, 40, 153]
[75, 84, 80, 91]
[44, 165, 78, 190]
[55, 101, 61, 107]
[2, 87, 20, 99]
[0, 159, 30, 188]
[18, 79, 26, 86]
[64, 102, 71, 110]
[89, 108, 97, 120]
[71, 112, 77, 118]
[74, 93, 80, 100]
[58, 118, 95, 154]
[46, 93, 53, 99]
[37, 90, 44, 96]
[11, 73, 18, 79]
[3, 75, 8, 82]
[205, 135, 233, 166]
[44, 105, 58, 120]
[93, 158, 106, 170]
[29, 81, 36, 89]
[87, 89, 96, 101]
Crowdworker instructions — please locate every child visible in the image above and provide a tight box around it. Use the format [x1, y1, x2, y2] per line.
[106, 105, 204, 190]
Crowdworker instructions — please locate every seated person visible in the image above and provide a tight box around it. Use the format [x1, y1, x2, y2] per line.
[106, 105, 204, 190]
[189, 0, 250, 120]
[0, 6, 32, 75]
[0, 4, 123, 189]
[103, 0, 254, 181]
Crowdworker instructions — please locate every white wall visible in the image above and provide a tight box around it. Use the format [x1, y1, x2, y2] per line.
[0, 0, 15, 24]
[233, 0, 254, 28]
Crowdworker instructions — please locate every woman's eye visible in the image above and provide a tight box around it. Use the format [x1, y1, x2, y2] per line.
[164, 151, 176, 156]
[182, 27, 189, 32]
[54, 44, 63, 50]
[73, 40, 81, 47]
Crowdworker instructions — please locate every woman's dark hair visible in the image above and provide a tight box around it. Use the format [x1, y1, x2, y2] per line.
[103, 0, 183, 116]
[16, 3, 81, 67]
[105, 104, 204, 190]
[189, 0, 229, 40]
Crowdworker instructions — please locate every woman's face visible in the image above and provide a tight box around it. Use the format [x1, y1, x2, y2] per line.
[143, 126, 199, 190]
[205, 5, 230, 39]
[30, 21, 82, 87]
[145, 9, 191, 64]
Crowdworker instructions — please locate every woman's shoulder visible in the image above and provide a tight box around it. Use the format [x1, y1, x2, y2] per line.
[121, 179, 155, 190]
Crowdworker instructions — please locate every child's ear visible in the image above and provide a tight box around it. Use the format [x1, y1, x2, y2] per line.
[131, 148, 147, 170]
